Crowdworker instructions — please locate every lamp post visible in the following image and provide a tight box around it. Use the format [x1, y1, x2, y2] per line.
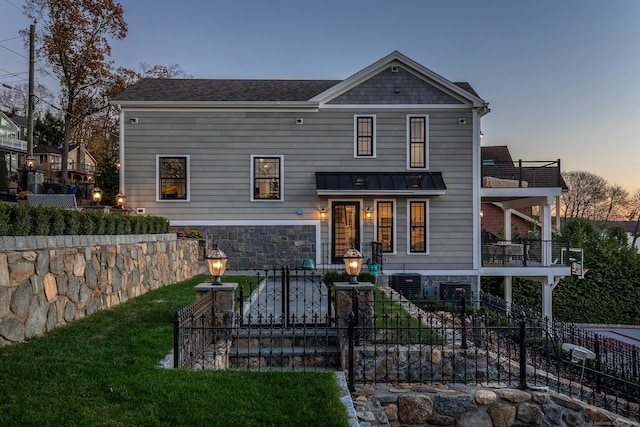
[91, 186, 103, 205]
[23, 155, 35, 193]
[115, 193, 126, 209]
[207, 246, 228, 285]
[343, 247, 363, 284]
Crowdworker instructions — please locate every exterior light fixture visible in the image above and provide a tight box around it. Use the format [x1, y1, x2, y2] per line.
[319, 205, 327, 221]
[365, 206, 373, 220]
[116, 161, 121, 170]
[115, 193, 126, 208]
[207, 246, 228, 285]
[91, 186, 103, 205]
[343, 247, 363, 284]
[26, 155, 35, 169]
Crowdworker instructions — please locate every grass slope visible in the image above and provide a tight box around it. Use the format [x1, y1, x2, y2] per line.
[0, 275, 349, 427]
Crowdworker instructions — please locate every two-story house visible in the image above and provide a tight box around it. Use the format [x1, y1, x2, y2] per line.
[33, 142, 96, 187]
[112, 51, 571, 318]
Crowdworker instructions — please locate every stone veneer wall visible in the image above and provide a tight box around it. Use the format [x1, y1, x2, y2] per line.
[351, 383, 638, 427]
[172, 225, 316, 270]
[0, 234, 199, 345]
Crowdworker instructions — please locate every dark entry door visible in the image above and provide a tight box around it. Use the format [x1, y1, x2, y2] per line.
[331, 202, 360, 263]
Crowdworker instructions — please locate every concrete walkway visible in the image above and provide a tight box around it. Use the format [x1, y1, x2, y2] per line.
[241, 272, 331, 325]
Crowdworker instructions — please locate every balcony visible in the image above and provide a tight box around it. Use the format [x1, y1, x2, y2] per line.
[482, 238, 571, 267]
[0, 136, 27, 153]
[482, 159, 565, 189]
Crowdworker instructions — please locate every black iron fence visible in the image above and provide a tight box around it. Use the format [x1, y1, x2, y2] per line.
[173, 277, 640, 420]
[345, 289, 640, 420]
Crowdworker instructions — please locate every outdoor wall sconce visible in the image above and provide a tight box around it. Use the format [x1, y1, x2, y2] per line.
[116, 161, 121, 170]
[319, 206, 327, 221]
[207, 246, 228, 285]
[365, 206, 373, 221]
[91, 187, 103, 205]
[115, 193, 126, 208]
[343, 247, 363, 284]
[26, 155, 35, 170]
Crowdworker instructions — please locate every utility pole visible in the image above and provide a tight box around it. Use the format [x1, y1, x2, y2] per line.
[26, 21, 36, 193]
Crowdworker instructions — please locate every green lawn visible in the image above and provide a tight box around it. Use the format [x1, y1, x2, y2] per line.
[0, 275, 349, 427]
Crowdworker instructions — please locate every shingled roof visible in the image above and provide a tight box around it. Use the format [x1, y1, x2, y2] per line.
[113, 78, 480, 103]
[113, 79, 343, 102]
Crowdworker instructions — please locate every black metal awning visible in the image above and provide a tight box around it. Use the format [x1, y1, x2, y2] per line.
[315, 172, 446, 196]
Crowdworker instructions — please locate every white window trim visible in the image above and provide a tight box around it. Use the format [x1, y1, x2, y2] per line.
[250, 154, 284, 202]
[374, 199, 396, 255]
[406, 114, 429, 170]
[156, 154, 190, 202]
[353, 114, 376, 158]
[406, 199, 429, 255]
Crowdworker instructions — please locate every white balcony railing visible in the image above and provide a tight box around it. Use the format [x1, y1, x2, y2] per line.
[0, 137, 27, 152]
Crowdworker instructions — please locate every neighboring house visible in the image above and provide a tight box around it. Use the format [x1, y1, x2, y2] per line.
[33, 142, 96, 185]
[112, 51, 572, 319]
[0, 111, 27, 192]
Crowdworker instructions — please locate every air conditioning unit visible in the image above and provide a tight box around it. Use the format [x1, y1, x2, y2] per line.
[390, 273, 422, 297]
[439, 282, 472, 302]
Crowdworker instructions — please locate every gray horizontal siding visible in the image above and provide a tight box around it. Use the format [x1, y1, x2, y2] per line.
[122, 107, 476, 270]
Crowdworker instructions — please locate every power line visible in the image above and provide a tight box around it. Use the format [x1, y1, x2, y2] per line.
[0, 36, 23, 43]
[2, 0, 22, 12]
[0, 43, 28, 60]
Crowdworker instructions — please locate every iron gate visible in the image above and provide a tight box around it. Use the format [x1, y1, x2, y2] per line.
[238, 267, 334, 327]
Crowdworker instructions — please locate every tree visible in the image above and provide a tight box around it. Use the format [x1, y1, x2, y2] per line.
[597, 184, 629, 222]
[34, 112, 64, 146]
[628, 189, 640, 249]
[560, 171, 607, 220]
[23, 0, 128, 184]
[139, 63, 192, 79]
[0, 82, 55, 116]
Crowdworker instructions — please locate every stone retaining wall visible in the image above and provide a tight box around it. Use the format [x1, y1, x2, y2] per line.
[172, 225, 316, 269]
[352, 383, 639, 426]
[0, 234, 199, 345]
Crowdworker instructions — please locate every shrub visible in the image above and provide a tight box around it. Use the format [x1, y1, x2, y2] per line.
[65, 210, 81, 235]
[33, 207, 51, 235]
[0, 204, 11, 235]
[179, 229, 202, 239]
[50, 208, 66, 235]
[323, 270, 376, 285]
[12, 203, 33, 236]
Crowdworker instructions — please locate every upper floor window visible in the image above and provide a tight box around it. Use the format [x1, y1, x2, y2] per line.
[376, 200, 395, 253]
[252, 155, 283, 201]
[407, 115, 428, 169]
[157, 155, 189, 201]
[408, 200, 428, 254]
[354, 115, 376, 157]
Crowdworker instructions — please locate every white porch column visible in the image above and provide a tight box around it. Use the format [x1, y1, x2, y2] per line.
[541, 275, 558, 322]
[504, 208, 512, 240]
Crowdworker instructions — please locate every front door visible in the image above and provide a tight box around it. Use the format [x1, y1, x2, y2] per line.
[331, 202, 360, 263]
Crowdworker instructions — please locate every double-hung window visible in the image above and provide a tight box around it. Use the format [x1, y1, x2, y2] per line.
[354, 115, 376, 157]
[157, 155, 189, 201]
[376, 200, 394, 253]
[407, 115, 428, 169]
[408, 200, 428, 254]
[251, 155, 283, 200]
